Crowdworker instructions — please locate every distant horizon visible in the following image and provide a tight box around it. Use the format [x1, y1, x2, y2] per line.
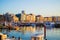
[0, 0, 60, 17]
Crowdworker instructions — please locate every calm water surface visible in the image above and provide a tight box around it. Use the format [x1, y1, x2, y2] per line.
[1, 28, 60, 40]
[46, 28, 60, 40]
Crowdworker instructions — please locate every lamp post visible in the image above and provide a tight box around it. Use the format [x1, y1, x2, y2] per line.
[44, 24, 47, 40]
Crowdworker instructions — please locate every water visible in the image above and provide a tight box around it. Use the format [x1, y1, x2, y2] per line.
[0, 28, 60, 40]
[46, 28, 60, 40]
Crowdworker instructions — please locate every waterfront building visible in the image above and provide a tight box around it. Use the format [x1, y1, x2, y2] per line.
[0, 15, 5, 23]
[21, 11, 36, 23]
[13, 15, 19, 22]
[57, 16, 60, 21]
[44, 17, 48, 22]
[36, 15, 44, 23]
[3, 12, 13, 22]
[52, 16, 56, 22]
[21, 11, 26, 22]
[26, 14, 31, 22]
[29, 14, 36, 23]
[26, 14, 36, 23]
[52, 16, 60, 22]
[47, 17, 52, 22]
[44, 17, 52, 22]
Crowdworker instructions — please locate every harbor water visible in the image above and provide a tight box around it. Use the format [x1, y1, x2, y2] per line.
[46, 28, 60, 40]
[0, 28, 60, 40]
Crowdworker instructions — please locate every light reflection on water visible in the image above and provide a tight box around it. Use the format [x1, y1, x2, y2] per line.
[0, 28, 60, 40]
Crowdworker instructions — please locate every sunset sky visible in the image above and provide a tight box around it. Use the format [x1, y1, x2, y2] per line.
[0, 0, 60, 17]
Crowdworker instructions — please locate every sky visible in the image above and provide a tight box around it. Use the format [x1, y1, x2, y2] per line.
[0, 0, 60, 17]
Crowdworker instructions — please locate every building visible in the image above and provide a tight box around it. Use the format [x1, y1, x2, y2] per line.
[47, 17, 52, 22]
[26, 14, 31, 22]
[30, 14, 36, 23]
[13, 15, 19, 22]
[36, 15, 44, 23]
[44, 17, 52, 22]
[26, 14, 36, 23]
[3, 12, 13, 22]
[44, 17, 47, 22]
[21, 11, 26, 22]
[52, 16, 56, 22]
[21, 11, 36, 23]
[57, 17, 60, 21]
[0, 15, 5, 22]
[52, 16, 60, 22]
[21, 13, 26, 22]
